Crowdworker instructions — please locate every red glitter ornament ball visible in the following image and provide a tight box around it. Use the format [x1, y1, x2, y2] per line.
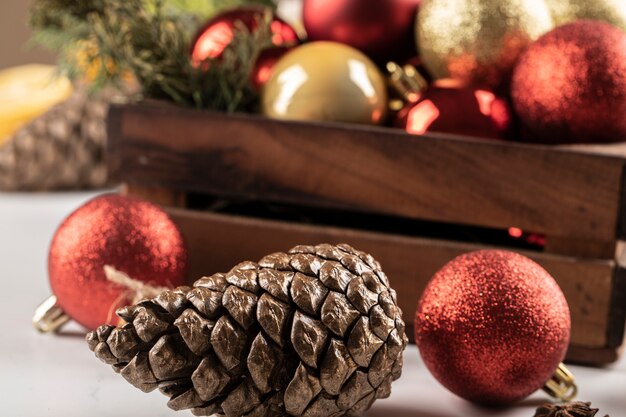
[395, 79, 511, 139]
[511, 20, 626, 144]
[303, 0, 422, 63]
[48, 194, 188, 330]
[414, 250, 570, 405]
[190, 6, 299, 66]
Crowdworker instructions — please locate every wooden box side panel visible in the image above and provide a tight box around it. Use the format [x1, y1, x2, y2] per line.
[108, 103, 626, 243]
[165, 207, 623, 365]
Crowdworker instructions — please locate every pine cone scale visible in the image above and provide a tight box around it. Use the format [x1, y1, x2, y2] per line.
[88, 244, 407, 416]
[120, 352, 158, 392]
[247, 333, 279, 394]
[291, 311, 329, 369]
[192, 355, 230, 401]
[211, 316, 247, 372]
[285, 363, 322, 416]
[320, 339, 357, 396]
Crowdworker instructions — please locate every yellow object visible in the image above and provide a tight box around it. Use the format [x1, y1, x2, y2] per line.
[261, 42, 387, 125]
[0, 65, 72, 145]
[72, 40, 117, 83]
[416, 0, 554, 88]
[545, 0, 626, 31]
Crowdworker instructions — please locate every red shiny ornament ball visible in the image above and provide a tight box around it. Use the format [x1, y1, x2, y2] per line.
[512, 20, 626, 144]
[191, 6, 299, 65]
[396, 80, 511, 139]
[251, 46, 291, 90]
[414, 250, 570, 405]
[48, 194, 188, 330]
[303, 0, 422, 63]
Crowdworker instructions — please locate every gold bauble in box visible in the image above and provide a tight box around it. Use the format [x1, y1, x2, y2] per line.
[261, 41, 387, 125]
[416, 0, 554, 88]
[545, 0, 626, 32]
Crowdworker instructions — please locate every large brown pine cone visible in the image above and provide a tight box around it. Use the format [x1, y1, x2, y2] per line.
[0, 87, 112, 191]
[87, 243, 407, 416]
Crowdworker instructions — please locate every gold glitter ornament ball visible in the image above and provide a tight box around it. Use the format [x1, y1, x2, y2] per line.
[545, 0, 626, 31]
[261, 41, 387, 125]
[416, 0, 554, 88]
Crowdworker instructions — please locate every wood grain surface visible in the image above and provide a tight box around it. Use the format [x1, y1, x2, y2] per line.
[108, 103, 626, 245]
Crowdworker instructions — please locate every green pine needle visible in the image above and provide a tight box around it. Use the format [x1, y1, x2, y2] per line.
[29, 0, 279, 112]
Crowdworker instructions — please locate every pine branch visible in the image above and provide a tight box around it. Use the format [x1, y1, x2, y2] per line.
[167, 0, 275, 19]
[30, 0, 278, 112]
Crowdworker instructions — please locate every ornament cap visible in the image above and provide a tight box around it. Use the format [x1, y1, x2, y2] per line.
[543, 363, 578, 402]
[386, 62, 428, 104]
[33, 295, 71, 333]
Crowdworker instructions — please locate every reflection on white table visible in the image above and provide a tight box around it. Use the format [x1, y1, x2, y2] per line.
[0, 192, 624, 417]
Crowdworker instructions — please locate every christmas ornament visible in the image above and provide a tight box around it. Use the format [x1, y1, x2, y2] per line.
[251, 46, 291, 90]
[416, 0, 553, 88]
[414, 250, 575, 405]
[88, 243, 407, 416]
[0, 87, 113, 191]
[0, 64, 72, 145]
[388, 62, 511, 138]
[403, 56, 433, 83]
[302, 0, 422, 63]
[511, 20, 626, 144]
[546, 0, 626, 32]
[190, 6, 299, 65]
[35, 194, 188, 332]
[534, 402, 608, 417]
[262, 42, 388, 125]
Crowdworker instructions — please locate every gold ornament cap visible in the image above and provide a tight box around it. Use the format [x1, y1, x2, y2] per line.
[33, 295, 70, 333]
[543, 363, 578, 402]
[386, 62, 429, 105]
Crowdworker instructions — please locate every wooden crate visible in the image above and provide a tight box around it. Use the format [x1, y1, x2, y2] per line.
[108, 101, 626, 365]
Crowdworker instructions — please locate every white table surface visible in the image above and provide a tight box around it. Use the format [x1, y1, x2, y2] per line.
[1, 192, 624, 417]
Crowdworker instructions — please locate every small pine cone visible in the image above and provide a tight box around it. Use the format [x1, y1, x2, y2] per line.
[87, 244, 408, 417]
[534, 402, 607, 417]
[0, 86, 114, 191]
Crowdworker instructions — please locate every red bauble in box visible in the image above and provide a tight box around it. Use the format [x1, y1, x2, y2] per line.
[389, 63, 511, 139]
[250, 46, 291, 90]
[191, 6, 298, 62]
[512, 20, 626, 144]
[191, 6, 299, 84]
[303, 0, 422, 63]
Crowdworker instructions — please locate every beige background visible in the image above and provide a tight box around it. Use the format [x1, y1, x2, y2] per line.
[0, 1, 55, 70]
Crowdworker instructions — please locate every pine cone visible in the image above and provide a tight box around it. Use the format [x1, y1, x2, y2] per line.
[87, 244, 407, 416]
[0, 87, 112, 191]
[534, 402, 607, 417]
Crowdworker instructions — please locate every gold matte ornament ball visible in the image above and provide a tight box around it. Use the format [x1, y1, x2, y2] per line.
[416, 0, 554, 88]
[261, 42, 387, 125]
[545, 0, 626, 31]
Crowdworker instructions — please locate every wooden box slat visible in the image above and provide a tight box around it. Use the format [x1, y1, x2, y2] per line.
[110, 102, 626, 365]
[165, 207, 625, 364]
[109, 103, 626, 243]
